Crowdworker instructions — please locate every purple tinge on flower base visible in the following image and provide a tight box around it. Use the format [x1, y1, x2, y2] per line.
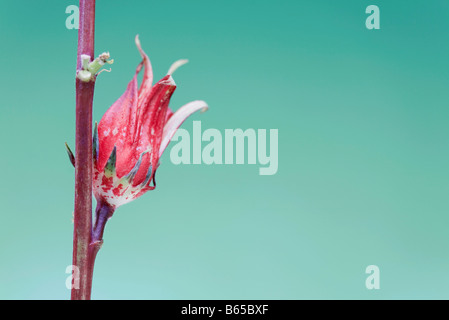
[93, 35, 208, 209]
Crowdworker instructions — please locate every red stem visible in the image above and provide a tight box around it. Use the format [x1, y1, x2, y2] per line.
[71, 0, 96, 300]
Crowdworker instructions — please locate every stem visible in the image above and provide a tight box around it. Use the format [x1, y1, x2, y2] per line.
[93, 201, 115, 244]
[71, 0, 96, 300]
[84, 201, 115, 296]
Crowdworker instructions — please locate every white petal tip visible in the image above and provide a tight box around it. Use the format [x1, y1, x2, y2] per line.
[135, 35, 146, 59]
[167, 59, 189, 75]
[194, 100, 209, 113]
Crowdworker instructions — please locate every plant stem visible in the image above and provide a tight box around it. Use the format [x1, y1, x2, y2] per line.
[83, 201, 115, 299]
[71, 0, 96, 300]
[93, 201, 115, 242]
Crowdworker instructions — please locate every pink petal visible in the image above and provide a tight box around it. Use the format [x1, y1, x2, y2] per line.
[131, 75, 177, 185]
[135, 35, 153, 105]
[164, 60, 188, 121]
[97, 74, 138, 172]
[159, 100, 209, 157]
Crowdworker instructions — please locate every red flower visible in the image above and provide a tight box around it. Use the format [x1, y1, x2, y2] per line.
[93, 36, 208, 209]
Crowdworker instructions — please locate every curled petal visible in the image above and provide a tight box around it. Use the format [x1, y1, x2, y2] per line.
[159, 100, 209, 157]
[167, 59, 189, 75]
[135, 35, 153, 103]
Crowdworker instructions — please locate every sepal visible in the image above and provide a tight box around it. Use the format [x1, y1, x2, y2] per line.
[93, 122, 99, 166]
[122, 151, 149, 184]
[65, 142, 75, 167]
[104, 146, 117, 178]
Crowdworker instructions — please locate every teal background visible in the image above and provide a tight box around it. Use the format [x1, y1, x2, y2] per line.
[1, 0, 449, 299]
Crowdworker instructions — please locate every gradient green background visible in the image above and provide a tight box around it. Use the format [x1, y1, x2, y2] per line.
[1, 0, 449, 299]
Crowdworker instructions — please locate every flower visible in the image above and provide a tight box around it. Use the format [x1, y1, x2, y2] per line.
[93, 36, 208, 209]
